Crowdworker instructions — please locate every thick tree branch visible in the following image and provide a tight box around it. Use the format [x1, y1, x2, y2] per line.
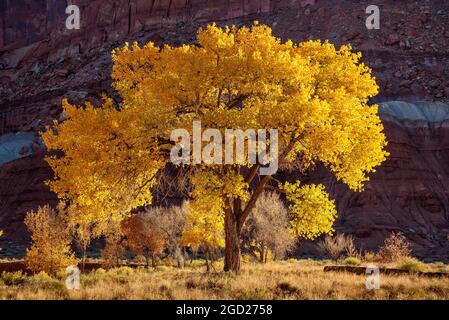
[237, 137, 299, 228]
[244, 164, 260, 184]
[237, 174, 271, 229]
[265, 184, 285, 194]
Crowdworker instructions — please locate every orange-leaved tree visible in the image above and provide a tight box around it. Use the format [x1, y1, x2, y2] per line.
[41, 23, 388, 273]
[122, 212, 167, 267]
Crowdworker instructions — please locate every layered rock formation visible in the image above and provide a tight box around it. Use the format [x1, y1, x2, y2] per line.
[1, 0, 449, 259]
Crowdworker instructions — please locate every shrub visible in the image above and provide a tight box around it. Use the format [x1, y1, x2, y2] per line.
[378, 232, 411, 262]
[276, 281, 302, 297]
[161, 256, 176, 267]
[1, 271, 26, 286]
[113, 266, 135, 276]
[95, 268, 107, 275]
[29, 271, 53, 283]
[397, 257, 426, 273]
[233, 288, 272, 300]
[319, 233, 356, 261]
[432, 262, 448, 272]
[26, 271, 66, 292]
[344, 236, 359, 258]
[156, 265, 173, 272]
[362, 251, 378, 263]
[241, 254, 259, 264]
[24, 204, 78, 275]
[343, 257, 361, 266]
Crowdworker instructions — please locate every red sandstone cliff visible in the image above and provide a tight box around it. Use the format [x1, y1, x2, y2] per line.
[1, 0, 449, 259]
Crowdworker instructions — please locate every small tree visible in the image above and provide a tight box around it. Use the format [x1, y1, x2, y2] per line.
[143, 204, 187, 268]
[122, 213, 167, 267]
[242, 192, 295, 263]
[101, 220, 125, 269]
[182, 197, 225, 272]
[68, 207, 105, 272]
[24, 204, 78, 274]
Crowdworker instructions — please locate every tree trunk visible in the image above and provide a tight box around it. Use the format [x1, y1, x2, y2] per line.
[81, 247, 86, 272]
[223, 171, 273, 273]
[224, 209, 241, 273]
[151, 254, 156, 268]
[174, 245, 185, 269]
[259, 245, 265, 263]
[145, 254, 150, 268]
[205, 250, 210, 272]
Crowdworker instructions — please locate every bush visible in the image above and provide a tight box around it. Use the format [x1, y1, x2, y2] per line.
[233, 288, 272, 300]
[24, 204, 78, 275]
[362, 251, 378, 263]
[156, 265, 173, 272]
[1, 271, 26, 286]
[94, 268, 107, 276]
[114, 266, 135, 276]
[276, 281, 302, 297]
[343, 257, 361, 266]
[28, 271, 53, 283]
[397, 257, 426, 273]
[26, 272, 66, 292]
[161, 256, 175, 267]
[241, 254, 259, 264]
[432, 262, 448, 272]
[378, 232, 411, 262]
[319, 233, 357, 261]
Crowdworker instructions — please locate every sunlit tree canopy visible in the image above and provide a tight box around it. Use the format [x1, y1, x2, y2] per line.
[42, 22, 388, 272]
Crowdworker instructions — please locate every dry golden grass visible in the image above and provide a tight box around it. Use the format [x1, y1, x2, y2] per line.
[1, 259, 449, 300]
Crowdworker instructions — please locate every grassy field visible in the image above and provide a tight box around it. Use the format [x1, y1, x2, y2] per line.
[1, 259, 449, 300]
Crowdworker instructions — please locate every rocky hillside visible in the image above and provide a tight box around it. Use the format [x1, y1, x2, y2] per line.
[1, 0, 449, 259]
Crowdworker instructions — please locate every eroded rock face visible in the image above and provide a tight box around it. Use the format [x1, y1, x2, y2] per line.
[1, 0, 449, 259]
[1, 0, 449, 136]
[0, 152, 57, 257]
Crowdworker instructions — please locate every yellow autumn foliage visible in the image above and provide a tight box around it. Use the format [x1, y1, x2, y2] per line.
[181, 171, 229, 251]
[41, 23, 388, 269]
[283, 182, 337, 239]
[24, 204, 78, 274]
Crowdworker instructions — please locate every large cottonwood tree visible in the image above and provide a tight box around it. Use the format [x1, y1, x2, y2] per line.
[42, 23, 388, 273]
